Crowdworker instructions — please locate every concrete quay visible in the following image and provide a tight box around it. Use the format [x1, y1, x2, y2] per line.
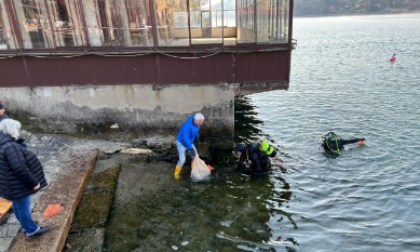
[0, 133, 137, 252]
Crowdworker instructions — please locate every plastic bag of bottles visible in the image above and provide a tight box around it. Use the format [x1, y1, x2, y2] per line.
[191, 157, 211, 181]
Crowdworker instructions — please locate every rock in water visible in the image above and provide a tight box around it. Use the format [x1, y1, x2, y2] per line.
[120, 148, 152, 155]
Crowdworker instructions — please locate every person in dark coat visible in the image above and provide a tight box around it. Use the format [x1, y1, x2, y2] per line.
[0, 102, 9, 122]
[0, 119, 49, 238]
[234, 143, 276, 175]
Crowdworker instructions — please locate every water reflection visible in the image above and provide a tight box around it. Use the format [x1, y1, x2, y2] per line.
[234, 95, 265, 144]
[234, 96, 298, 252]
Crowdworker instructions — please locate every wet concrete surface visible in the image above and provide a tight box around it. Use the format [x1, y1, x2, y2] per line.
[9, 148, 98, 252]
[0, 129, 231, 252]
[0, 132, 143, 252]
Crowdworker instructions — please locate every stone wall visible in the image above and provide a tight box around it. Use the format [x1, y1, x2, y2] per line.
[0, 83, 234, 143]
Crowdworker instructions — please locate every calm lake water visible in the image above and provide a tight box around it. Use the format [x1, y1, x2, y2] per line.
[251, 13, 420, 252]
[105, 13, 420, 252]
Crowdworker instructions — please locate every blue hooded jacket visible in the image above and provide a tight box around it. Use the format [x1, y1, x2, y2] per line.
[176, 115, 200, 150]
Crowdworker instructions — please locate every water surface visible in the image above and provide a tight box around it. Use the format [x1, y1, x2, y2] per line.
[252, 13, 420, 252]
[105, 13, 420, 252]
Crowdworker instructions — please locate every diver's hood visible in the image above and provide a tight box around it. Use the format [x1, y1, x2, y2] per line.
[236, 143, 246, 153]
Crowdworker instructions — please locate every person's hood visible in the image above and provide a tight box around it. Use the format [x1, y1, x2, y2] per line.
[186, 115, 198, 127]
[0, 131, 15, 147]
[187, 115, 194, 122]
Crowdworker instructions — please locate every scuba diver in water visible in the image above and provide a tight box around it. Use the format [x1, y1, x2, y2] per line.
[322, 132, 365, 158]
[234, 140, 277, 175]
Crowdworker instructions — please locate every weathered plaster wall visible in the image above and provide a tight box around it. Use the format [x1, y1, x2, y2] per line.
[235, 81, 289, 95]
[0, 83, 234, 141]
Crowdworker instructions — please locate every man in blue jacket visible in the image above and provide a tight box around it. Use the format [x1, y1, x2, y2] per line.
[174, 113, 204, 179]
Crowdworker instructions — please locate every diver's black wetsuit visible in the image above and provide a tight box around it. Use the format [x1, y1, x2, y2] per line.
[323, 136, 364, 158]
[332, 139, 363, 149]
[235, 144, 271, 175]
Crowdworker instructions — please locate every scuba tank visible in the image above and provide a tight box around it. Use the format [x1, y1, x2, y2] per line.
[322, 132, 342, 156]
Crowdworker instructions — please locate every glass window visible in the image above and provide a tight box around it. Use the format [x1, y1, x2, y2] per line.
[256, 0, 269, 42]
[189, 11, 200, 27]
[213, 10, 221, 27]
[81, 0, 155, 48]
[48, 0, 86, 47]
[190, 0, 222, 45]
[0, 0, 291, 52]
[81, 0, 122, 47]
[222, 0, 236, 45]
[125, 0, 153, 47]
[0, 1, 19, 50]
[154, 0, 186, 47]
[278, 0, 289, 42]
[224, 10, 235, 27]
[188, 0, 201, 42]
[12, 0, 55, 49]
[237, 0, 256, 44]
[256, 0, 289, 44]
[172, 5, 189, 46]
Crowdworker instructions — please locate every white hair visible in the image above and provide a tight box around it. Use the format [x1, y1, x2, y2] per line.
[0, 119, 21, 140]
[194, 113, 205, 120]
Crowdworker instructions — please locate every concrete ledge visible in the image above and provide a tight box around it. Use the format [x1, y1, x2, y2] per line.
[9, 149, 98, 252]
[1, 84, 234, 140]
[235, 81, 289, 95]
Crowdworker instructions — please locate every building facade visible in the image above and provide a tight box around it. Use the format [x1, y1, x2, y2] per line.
[0, 0, 294, 141]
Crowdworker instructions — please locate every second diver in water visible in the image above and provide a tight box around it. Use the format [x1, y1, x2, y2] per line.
[234, 140, 277, 176]
[322, 132, 365, 158]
